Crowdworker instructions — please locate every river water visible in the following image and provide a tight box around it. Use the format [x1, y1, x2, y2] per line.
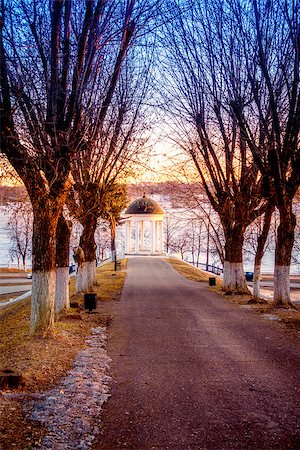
[0, 205, 299, 274]
[0, 206, 13, 266]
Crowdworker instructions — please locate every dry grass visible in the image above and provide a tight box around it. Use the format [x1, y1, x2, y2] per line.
[0, 303, 108, 392]
[0, 292, 29, 303]
[0, 260, 126, 390]
[69, 259, 127, 306]
[276, 309, 300, 331]
[167, 258, 223, 286]
[0, 268, 24, 273]
[0, 260, 127, 449]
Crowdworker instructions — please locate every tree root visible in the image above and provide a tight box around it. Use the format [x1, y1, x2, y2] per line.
[248, 297, 268, 305]
[270, 301, 299, 311]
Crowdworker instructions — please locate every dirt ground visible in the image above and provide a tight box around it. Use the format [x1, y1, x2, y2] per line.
[0, 261, 126, 450]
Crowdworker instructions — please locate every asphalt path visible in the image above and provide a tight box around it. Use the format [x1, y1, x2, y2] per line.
[0, 273, 31, 296]
[0, 285, 30, 295]
[94, 257, 300, 449]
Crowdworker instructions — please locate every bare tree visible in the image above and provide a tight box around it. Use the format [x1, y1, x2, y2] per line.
[68, 48, 154, 292]
[229, 0, 300, 306]
[105, 184, 128, 270]
[184, 220, 203, 267]
[162, 181, 225, 269]
[162, 0, 267, 294]
[291, 193, 300, 269]
[95, 222, 111, 262]
[164, 213, 178, 254]
[55, 215, 72, 314]
[171, 231, 190, 260]
[244, 205, 275, 299]
[0, 0, 150, 334]
[5, 200, 32, 271]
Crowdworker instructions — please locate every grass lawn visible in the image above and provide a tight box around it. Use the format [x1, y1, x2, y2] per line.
[167, 258, 223, 287]
[69, 259, 127, 305]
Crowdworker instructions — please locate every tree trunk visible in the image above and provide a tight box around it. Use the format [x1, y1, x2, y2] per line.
[273, 202, 296, 308]
[74, 246, 88, 293]
[30, 206, 58, 337]
[55, 215, 72, 314]
[253, 205, 274, 300]
[80, 217, 97, 290]
[223, 226, 249, 294]
[76, 261, 88, 293]
[110, 216, 117, 271]
[253, 264, 261, 299]
[206, 222, 210, 271]
[86, 260, 96, 289]
[22, 255, 26, 273]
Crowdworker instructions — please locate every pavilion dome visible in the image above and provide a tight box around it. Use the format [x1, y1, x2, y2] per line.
[125, 195, 164, 215]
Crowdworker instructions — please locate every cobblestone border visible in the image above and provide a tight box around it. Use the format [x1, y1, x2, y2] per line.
[26, 326, 111, 449]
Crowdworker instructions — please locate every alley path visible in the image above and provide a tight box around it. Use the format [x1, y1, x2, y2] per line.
[94, 257, 300, 449]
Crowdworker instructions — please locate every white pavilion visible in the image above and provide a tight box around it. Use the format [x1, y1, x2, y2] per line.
[123, 195, 165, 255]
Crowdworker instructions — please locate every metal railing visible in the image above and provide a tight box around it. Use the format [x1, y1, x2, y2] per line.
[188, 261, 223, 275]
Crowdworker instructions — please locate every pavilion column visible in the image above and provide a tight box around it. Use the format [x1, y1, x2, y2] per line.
[126, 220, 132, 254]
[135, 221, 140, 253]
[150, 220, 155, 253]
[140, 220, 145, 251]
[160, 220, 164, 253]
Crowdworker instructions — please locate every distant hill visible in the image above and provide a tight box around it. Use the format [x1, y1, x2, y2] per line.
[127, 181, 203, 198]
[0, 186, 27, 204]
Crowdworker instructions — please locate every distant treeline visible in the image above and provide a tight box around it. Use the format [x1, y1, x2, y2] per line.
[0, 180, 209, 207]
[0, 186, 27, 204]
[127, 181, 204, 200]
[0, 181, 207, 206]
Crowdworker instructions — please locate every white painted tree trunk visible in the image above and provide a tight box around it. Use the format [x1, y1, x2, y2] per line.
[55, 267, 69, 314]
[76, 262, 88, 293]
[30, 271, 56, 336]
[223, 261, 249, 293]
[86, 260, 96, 290]
[253, 264, 261, 299]
[274, 265, 290, 305]
[223, 261, 230, 291]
